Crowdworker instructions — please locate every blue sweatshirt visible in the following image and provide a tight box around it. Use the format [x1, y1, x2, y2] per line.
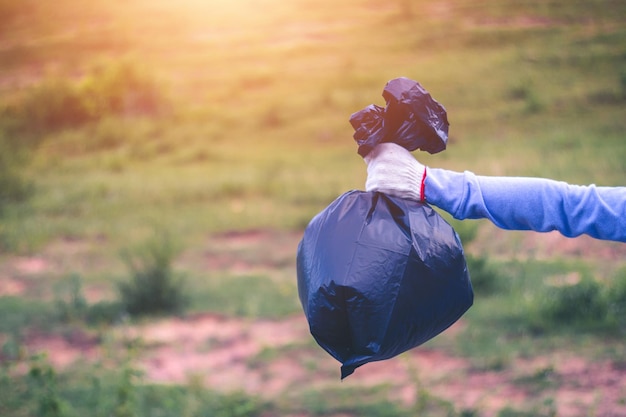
[426, 169, 626, 243]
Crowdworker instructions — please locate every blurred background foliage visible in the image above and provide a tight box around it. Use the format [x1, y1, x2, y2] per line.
[0, 0, 625, 416]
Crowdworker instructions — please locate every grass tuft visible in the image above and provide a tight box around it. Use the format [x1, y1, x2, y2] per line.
[530, 277, 611, 333]
[118, 231, 189, 317]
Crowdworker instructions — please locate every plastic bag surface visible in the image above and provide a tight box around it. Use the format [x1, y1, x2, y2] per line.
[350, 77, 449, 157]
[296, 191, 473, 378]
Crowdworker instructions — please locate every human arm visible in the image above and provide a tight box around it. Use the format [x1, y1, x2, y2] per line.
[365, 143, 626, 243]
[427, 168, 626, 242]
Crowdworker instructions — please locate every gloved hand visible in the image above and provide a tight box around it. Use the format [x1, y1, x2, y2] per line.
[364, 142, 427, 202]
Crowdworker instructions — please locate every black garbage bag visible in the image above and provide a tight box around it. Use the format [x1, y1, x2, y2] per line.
[297, 191, 472, 378]
[350, 77, 450, 157]
[296, 78, 472, 378]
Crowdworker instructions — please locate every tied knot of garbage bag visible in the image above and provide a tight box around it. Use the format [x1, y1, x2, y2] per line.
[350, 77, 449, 157]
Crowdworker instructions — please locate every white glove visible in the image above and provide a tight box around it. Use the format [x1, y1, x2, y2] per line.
[364, 142, 427, 202]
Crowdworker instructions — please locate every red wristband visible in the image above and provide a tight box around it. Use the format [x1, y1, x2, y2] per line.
[420, 167, 427, 203]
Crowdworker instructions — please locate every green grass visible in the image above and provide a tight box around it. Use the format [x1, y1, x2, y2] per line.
[0, 355, 272, 417]
[0, 296, 53, 335]
[296, 385, 422, 417]
[428, 258, 626, 370]
[191, 273, 301, 318]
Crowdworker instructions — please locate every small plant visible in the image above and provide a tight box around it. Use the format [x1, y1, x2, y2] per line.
[466, 255, 503, 296]
[54, 274, 125, 326]
[459, 409, 482, 417]
[607, 267, 626, 331]
[118, 231, 189, 317]
[54, 274, 89, 323]
[112, 363, 141, 417]
[532, 277, 609, 331]
[28, 355, 66, 417]
[514, 366, 559, 394]
[507, 78, 545, 114]
[205, 390, 269, 417]
[497, 399, 557, 417]
[85, 300, 126, 325]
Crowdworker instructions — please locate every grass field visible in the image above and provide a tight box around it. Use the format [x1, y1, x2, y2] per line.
[1, 0, 626, 416]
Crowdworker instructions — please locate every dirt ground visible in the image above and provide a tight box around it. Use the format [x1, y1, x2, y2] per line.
[4, 228, 626, 417]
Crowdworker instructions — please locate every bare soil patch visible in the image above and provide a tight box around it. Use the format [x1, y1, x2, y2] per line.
[24, 311, 625, 417]
[7, 229, 626, 416]
[23, 329, 101, 368]
[0, 276, 28, 296]
[470, 226, 626, 263]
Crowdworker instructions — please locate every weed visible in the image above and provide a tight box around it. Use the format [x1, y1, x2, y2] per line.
[2, 350, 272, 417]
[607, 266, 626, 331]
[299, 386, 415, 417]
[407, 358, 458, 417]
[497, 399, 557, 417]
[466, 255, 503, 296]
[531, 278, 610, 332]
[85, 300, 126, 326]
[118, 231, 189, 317]
[28, 354, 66, 417]
[505, 75, 545, 113]
[514, 366, 560, 394]
[246, 346, 279, 369]
[54, 274, 89, 323]
[201, 390, 269, 417]
[54, 274, 125, 325]
[112, 363, 141, 417]
[413, 386, 457, 416]
[459, 409, 482, 417]
[508, 78, 544, 114]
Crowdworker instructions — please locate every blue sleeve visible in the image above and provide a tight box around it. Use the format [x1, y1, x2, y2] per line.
[425, 168, 626, 243]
